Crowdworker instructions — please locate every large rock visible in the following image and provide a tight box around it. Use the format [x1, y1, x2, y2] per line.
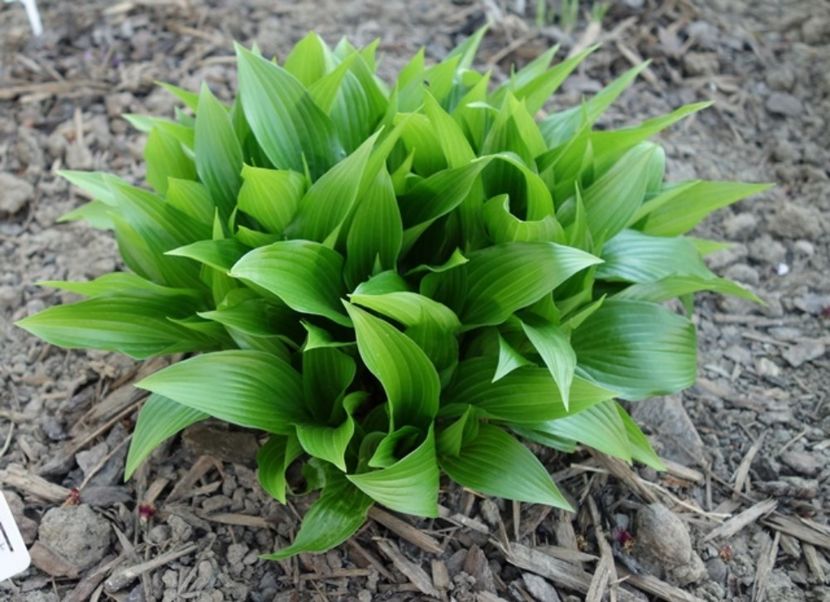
[0, 172, 34, 215]
[37, 504, 111, 572]
[634, 503, 706, 586]
[631, 396, 705, 466]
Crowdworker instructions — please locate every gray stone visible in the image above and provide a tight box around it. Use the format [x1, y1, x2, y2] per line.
[705, 557, 728, 584]
[768, 204, 825, 239]
[723, 213, 758, 239]
[780, 451, 820, 477]
[634, 504, 707, 586]
[76, 441, 108, 476]
[683, 52, 719, 76]
[522, 573, 562, 602]
[37, 504, 111, 571]
[755, 357, 781, 379]
[793, 293, 830, 315]
[782, 340, 826, 367]
[766, 92, 803, 117]
[724, 263, 760, 287]
[766, 569, 807, 601]
[632, 396, 705, 465]
[748, 235, 787, 265]
[0, 172, 34, 215]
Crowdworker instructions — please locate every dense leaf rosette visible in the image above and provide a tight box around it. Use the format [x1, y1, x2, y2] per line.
[18, 30, 769, 558]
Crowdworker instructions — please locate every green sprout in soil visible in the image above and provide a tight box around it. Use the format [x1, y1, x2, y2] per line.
[18, 29, 770, 559]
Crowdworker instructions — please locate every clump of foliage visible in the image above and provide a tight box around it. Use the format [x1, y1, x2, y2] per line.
[18, 29, 768, 558]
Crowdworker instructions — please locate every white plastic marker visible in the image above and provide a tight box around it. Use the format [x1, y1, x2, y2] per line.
[0, 491, 31, 582]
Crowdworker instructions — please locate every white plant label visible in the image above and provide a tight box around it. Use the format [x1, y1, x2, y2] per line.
[0, 491, 31, 582]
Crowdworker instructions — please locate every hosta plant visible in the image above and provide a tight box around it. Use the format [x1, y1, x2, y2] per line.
[18, 30, 769, 558]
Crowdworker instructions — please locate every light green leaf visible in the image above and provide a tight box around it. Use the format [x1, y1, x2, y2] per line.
[263, 468, 372, 560]
[493, 333, 532, 381]
[168, 238, 249, 272]
[345, 303, 440, 428]
[615, 275, 760, 303]
[137, 350, 306, 433]
[529, 400, 631, 462]
[144, 127, 196, 194]
[125, 394, 207, 479]
[443, 357, 617, 423]
[441, 423, 571, 509]
[16, 297, 217, 359]
[348, 426, 439, 517]
[284, 32, 334, 86]
[195, 84, 243, 217]
[257, 433, 303, 504]
[345, 168, 402, 289]
[635, 181, 772, 236]
[616, 402, 665, 470]
[38, 272, 201, 303]
[521, 319, 576, 409]
[287, 132, 379, 242]
[571, 300, 697, 400]
[297, 392, 364, 472]
[230, 240, 350, 327]
[598, 229, 712, 283]
[237, 165, 306, 234]
[235, 44, 342, 178]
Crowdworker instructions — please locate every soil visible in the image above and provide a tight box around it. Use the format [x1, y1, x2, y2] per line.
[1, 0, 829, 601]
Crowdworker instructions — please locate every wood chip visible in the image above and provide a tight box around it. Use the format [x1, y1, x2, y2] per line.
[64, 554, 122, 602]
[104, 543, 197, 593]
[703, 499, 777, 542]
[536, 544, 598, 564]
[166, 455, 219, 502]
[733, 433, 765, 494]
[586, 496, 618, 602]
[369, 507, 443, 555]
[438, 504, 490, 533]
[592, 453, 658, 503]
[29, 541, 81, 578]
[375, 538, 441, 598]
[201, 512, 272, 529]
[661, 459, 704, 485]
[802, 543, 826, 584]
[497, 541, 642, 602]
[431, 559, 450, 590]
[347, 539, 395, 581]
[763, 515, 830, 550]
[0, 79, 109, 100]
[0, 463, 71, 502]
[616, 566, 705, 602]
[751, 531, 779, 602]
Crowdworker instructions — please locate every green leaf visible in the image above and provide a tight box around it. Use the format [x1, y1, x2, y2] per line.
[235, 44, 342, 178]
[440, 423, 571, 509]
[137, 350, 306, 433]
[434, 242, 602, 327]
[345, 303, 440, 429]
[38, 272, 201, 303]
[597, 229, 712, 283]
[443, 357, 617, 423]
[237, 165, 306, 234]
[16, 297, 217, 359]
[493, 333, 532, 381]
[230, 240, 350, 327]
[528, 400, 631, 462]
[616, 402, 665, 470]
[571, 300, 696, 400]
[615, 275, 760, 303]
[158, 81, 200, 111]
[345, 168, 402, 288]
[263, 468, 372, 560]
[521, 319, 576, 410]
[297, 392, 364, 472]
[125, 394, 207, 479]
[144, 127, 196, 194]
[257, 434, 303, 503]
[348, 426, 439, 517]
[287, 132, 380, 242]
[284, 32, 333, 86]
[168, 238, 249, 272]
[635, 181, 772, 236]
[195, 84, 243, 217]
[303, 347, 357, 424]
[165, 179, 215, 226]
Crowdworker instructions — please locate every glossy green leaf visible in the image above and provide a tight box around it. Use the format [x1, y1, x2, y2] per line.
[571, 300, 696, 400]
[125, 394, 207, 479]
[529, 400, 631, 462]
[230, 240, 350, 326]
[521, 319, 576, 409]
[195, 84, 243, 217]
[348, 426, 439, 517]
[493, 333, 532, 381]
[235, 44, 342, 178]
[441, 423, 571, 509]
[297, 392, 364, 472]
[345, 303, 440, 428]
[237, 165, 306, 234]
[263, 468, 372, 560]
[257, 434, 303, 504]
[137, 350, 306, 433]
